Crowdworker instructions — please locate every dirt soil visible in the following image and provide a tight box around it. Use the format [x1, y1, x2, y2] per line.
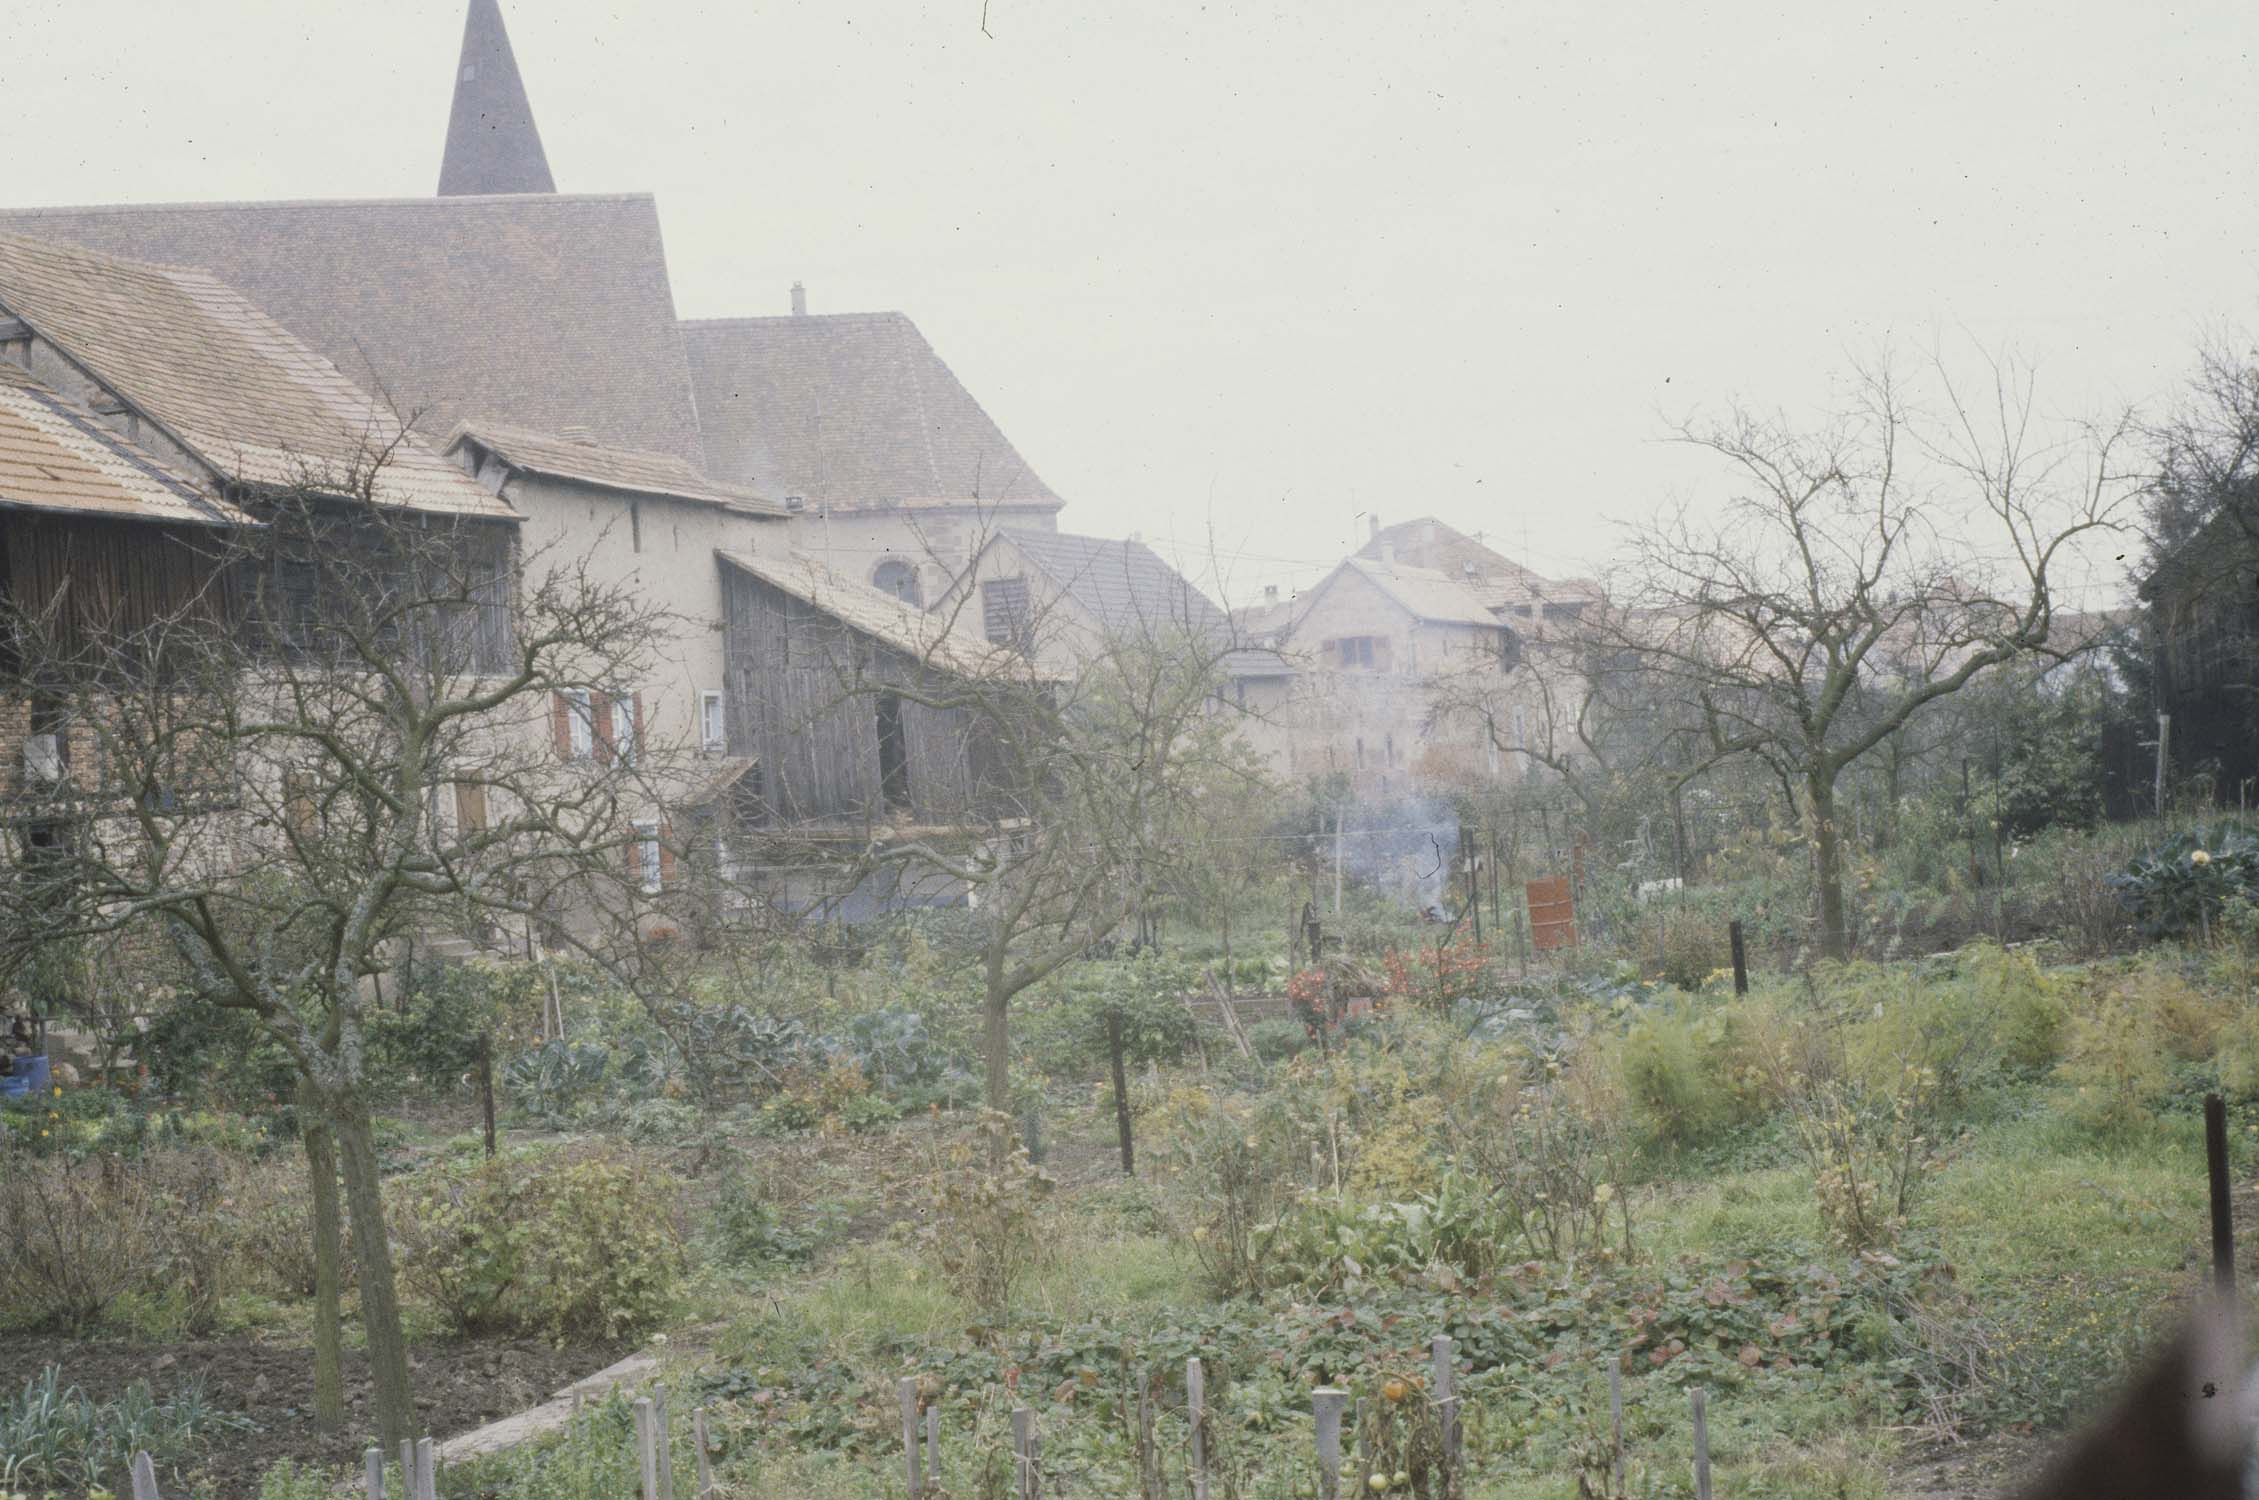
[13, 1334, 632, 1498]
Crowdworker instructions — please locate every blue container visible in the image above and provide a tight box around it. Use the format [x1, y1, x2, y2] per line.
[12, 1054, 50, 1091]
[0, 1075, 29, 1101]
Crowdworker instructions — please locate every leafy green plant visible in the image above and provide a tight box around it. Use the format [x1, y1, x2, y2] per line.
[2107, 826, 2259, 941]
[504, 1039, 610, 1124]
[0, 1365, 247, 1494]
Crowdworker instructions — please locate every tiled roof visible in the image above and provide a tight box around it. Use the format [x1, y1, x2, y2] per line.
[448, 420, 784, 516]
[717, 548, 1000, 677]
[438, 0, 556, 197]
[1361, 517, 1602, 611]
[0, 194, 707, 469]
[995, 528, 1229, 641]
[1222, 647, 1293, 679]
[0, 235, 508, 518]
[1342, 557, 1501, 627]
[682, 312, 1063, 510]
[0, 363, 249, 527]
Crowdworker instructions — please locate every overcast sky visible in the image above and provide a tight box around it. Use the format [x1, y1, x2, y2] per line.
[5, 0, 2253, 607]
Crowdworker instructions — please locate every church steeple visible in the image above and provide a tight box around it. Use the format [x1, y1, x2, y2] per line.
[437, 0, 556, 196]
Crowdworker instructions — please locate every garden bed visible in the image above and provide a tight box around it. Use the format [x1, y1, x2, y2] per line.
[9, 1334, 632, 1498]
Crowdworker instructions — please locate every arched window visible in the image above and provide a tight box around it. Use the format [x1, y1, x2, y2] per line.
[872, 559, 921, 607]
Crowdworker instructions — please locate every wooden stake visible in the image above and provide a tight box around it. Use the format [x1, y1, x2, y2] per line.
[1690, 1388, 1711, 1500]
[635, 1397, 660, 1500]
[899, 1377, 924, 1500]
[655, 1386, 675, 1500]
[2208, 1093, 2235, 1293]
[479, 1031, 498, 1158]
[1012, 1405, 1037, 1500]
[926, 1403, 941, 1490]
[1314, 1387, 1348, 1500]
[398, 1440, 414, 1500]
[364, 1446, 384, 1500]
[1108, 1007, 1135, 1174]
[414, 1437, 435, 1500]
[1431, 1335, 1460, 1478]
[1608, 1358, 1624, 1498]
[1187, 1357, 1209, 1500]
[129, 1451, 161, 1500]
[693, 1408, 714, 1500]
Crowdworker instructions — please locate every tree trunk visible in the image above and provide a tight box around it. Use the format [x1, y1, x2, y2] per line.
[1809, 772, 1850, 960]
[299, 1081, 345, 1432]
[330, 1088, 416, 1450]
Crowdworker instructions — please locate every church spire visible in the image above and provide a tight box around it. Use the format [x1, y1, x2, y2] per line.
[437, 0, 556, 196]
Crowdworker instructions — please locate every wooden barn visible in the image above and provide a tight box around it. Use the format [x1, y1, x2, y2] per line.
[715, 549, 1005, 834]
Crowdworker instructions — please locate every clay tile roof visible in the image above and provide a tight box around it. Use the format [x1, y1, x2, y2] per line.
[992, 528, 1229, 639]
[0, 195, 706, 469]
[438, 0, 556, 198]
[0, 363, 249, 527]
[682, 312, 1063, 510]
[717, 548, 1002, 677]
[0, 235, 508, 518]
[447, 420, 784, 516]
[1342, 557, 1501, 627]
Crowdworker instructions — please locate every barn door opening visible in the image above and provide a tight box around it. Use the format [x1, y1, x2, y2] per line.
[876, 691, 912, 815]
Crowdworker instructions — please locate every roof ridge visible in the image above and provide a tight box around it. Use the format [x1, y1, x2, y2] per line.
[681, 311, 909, 329]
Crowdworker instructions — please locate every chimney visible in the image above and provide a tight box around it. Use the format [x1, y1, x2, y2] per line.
[1367, 515, 1381, 543]
[1263, 585, 1279, 603]
[790, 281, 808, 316]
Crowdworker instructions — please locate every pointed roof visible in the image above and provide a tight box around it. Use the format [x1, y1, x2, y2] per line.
[438, 0, 556, 197]
[988, 528, 1228, 641]
[446, 419, 783, 516]
[0, 363, 248, 527]
[682, 312, 1064, 511]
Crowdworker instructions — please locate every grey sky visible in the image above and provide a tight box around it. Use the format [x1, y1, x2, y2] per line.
[6, 1, 2252, 607]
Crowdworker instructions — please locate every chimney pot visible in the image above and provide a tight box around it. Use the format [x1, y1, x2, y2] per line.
[1367, 515, 1381, 542]
[1263, 584, 1279, 602]
[790, 281, 808, 316]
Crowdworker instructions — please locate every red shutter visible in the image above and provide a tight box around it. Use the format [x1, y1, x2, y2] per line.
[658, 819, 676, 887]
[552, 691, 570, 758]
[591, 691, 613, 765]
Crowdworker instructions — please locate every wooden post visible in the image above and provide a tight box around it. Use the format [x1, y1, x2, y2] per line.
[1690, 1388, 1711, 1500]
[129, 1451, 161, 1500]
[1728, 920, 1748, 996]
[1431, 1334, 1460, 1480]
[899, 1377, 924, 1500]
[655, 1386, 676, 1500]
[1464, 827, 1483, 945]
[1187, 1357, 1209, 1500]
[925, 1404, 941, 1491]
[1514, 902, 1528, 976]
[2208, 1093, 2235, 1293]
[2156, 711, 2172, 817]
[364, 1447, 384, 1500]
[1012, 1405, 1037, 1500]
[479, 1031, 498, 1158]
[1334, 809, 1345, 916]
[1314, 1387, 1348, 1500]
[414, 1437, 435, 1500]
[399, 1440, 415, 1499]
[693, 1408, 715, 1500]
[1608, 1358, 1624, 1498]
[1107, 1008, 1135, 1175]
[635, 1397, 660, 1500]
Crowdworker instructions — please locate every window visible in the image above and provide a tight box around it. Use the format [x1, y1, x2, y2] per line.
[873, 559, 922, 607]
[982, 577, 1033, 650]
[633, 819, 662, 893]
[876, 691, 912, 813]
[629, 501, 643, 554]
[610, 694, 639, 767]
[454, 781, 489, 833]
[1335, 636, 1380, 669]
[558, 689, 595, 761]
[700, 691, 727, 754]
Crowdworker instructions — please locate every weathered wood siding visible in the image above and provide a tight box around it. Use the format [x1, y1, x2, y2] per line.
[1, 514, 233, 668]
[721, 567, 981, 827]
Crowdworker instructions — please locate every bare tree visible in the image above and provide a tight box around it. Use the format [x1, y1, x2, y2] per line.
[0, 454, 680, 1448]
[1607, 354, 2135, 958]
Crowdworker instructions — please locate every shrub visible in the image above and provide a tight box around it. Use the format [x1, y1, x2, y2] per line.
[918, 1112, 1054, 1319]
[1153, 1086, 1302, 1297]
[1616, 1008, 1740, 1147]
[1245, 1018, 1311, 1062]
[1966, 942, 2068, 1072]
[0, 1145, 239, 1335]
[504, 1039, 610, 1124]
[2055, 999, 2170, 1135]
[391, 1146, 686, 1340]
[623, 1097, 701, 1145]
